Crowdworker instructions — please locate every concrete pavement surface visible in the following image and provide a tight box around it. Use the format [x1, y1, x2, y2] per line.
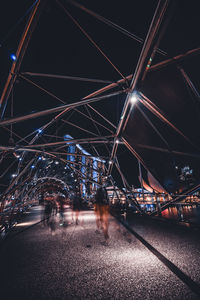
[0, 206, 200, 299]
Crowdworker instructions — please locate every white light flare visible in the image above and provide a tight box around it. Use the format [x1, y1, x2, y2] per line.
[130, 92, 138, 104]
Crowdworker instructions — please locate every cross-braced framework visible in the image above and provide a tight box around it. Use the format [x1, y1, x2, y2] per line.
[0, 0, 200, 222]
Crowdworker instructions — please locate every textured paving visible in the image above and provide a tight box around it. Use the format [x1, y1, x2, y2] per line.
[0, 207, 200, 300]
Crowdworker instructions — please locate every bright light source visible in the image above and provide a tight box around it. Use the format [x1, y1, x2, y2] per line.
[11, 174, 17, 178]
[37, 129, 43, 134]
[38, 156, 42, 160]
[130, 93, 138, 104]
[31, 165, 35, 169]
[10, 54, 17, 61]
[55, 161, 59, 165]
[116, 139, 119, 144]
[108, 160, 112, 164]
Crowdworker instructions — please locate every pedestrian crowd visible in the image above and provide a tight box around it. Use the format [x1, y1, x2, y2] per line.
[41, 181, 110, 244]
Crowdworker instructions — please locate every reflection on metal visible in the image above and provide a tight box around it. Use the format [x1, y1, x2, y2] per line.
[138, 92, 200, 151]
[66, 0, 167, 56]
[150, 47, 200, 72]
[178, 67, 200, 101]
[150, 182, 200, 216]
[107, 0, 171, 176]
[0, 90, 126, 127]
[21, 72, 114, 84]
[56, 0, 126, 81]
[137, 144, 200, 159]
[0, 0, 47, 114]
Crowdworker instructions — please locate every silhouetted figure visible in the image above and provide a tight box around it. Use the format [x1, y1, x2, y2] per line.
[52, 199, 58, 215]
[94, 186, 109, 244]
[43, 200, 53, 226]
[57, 195, 66, 226]
[72, 191, 82, 225]
[48, 198, 58, 234]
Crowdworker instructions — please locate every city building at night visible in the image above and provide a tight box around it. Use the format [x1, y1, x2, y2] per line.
[64, 134, 106, 197]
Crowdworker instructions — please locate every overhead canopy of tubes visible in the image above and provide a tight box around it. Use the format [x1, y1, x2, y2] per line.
[0, 0, 200, 218]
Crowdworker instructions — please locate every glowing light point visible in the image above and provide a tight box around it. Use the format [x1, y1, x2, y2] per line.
[130, 93, 138, 104]
[37, 129, 43, 134]
[116, 139, 119, 144]
[10, 54, 17, 61]
[108, 160, 112, 164]
[31, 165, 35, 169]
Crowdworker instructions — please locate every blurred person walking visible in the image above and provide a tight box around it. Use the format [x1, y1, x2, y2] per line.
[57, 194, 66, 226]
[72, 191, 82, 225]
[94, 183, 110, 244]
[43, 195, 53, 226]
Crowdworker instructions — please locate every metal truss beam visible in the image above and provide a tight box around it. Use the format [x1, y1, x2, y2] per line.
[139, 92, 200, 150]
[107, 0, 171, 175]
[178, 66, 200, 101]
[66, 0, 167, 56]
[21, 71, 113, 84]
[150, 182, 200, 216]
[137, 144, 200, 159]
[0, 90, 126, 127]
[0, 0, 47, 115]
[19, 135, 113, 149]
[2, 158, 35, 199]
[150, 47, 200, 72]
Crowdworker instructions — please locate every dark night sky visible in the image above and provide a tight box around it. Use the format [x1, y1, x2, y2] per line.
[0, 0, 200, 192]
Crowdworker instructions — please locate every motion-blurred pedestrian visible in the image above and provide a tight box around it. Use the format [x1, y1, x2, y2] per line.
[43, 196, 53, 226]
[94, 184, 110, 244]
[72, 191, 82, 225]
[57, 194, 66, 226]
